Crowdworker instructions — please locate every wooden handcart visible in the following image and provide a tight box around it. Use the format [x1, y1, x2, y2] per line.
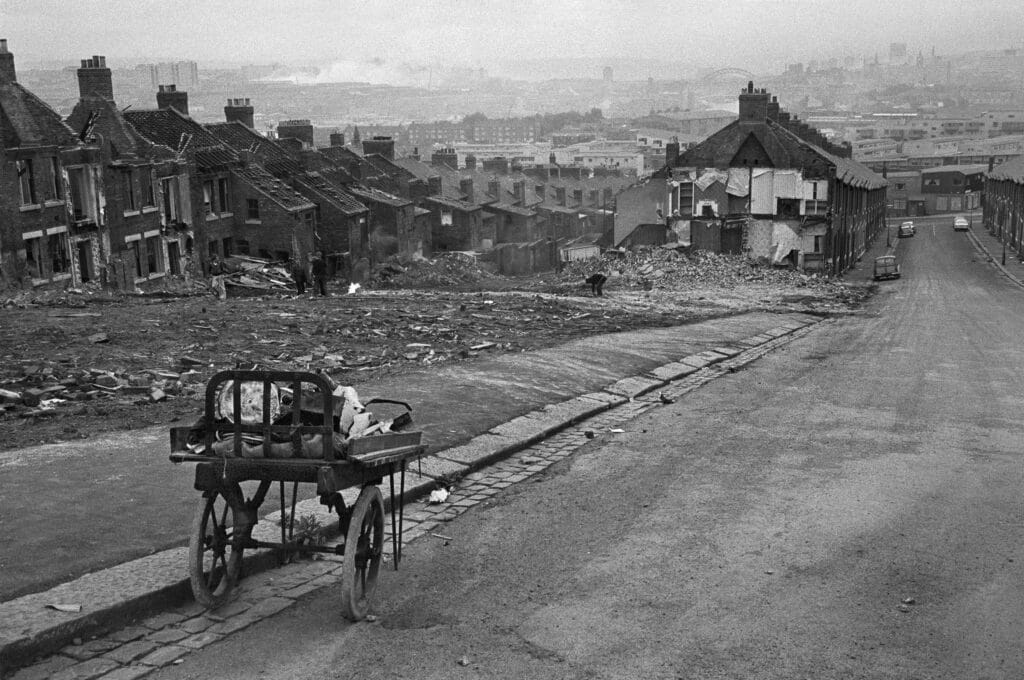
[169, 370, 426, 620]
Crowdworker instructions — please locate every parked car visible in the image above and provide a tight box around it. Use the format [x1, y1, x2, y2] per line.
[898, 223, 914, 238]
[900, 220, 916, 235]
[953, 216, 970, 231]
[873, 255, 901, 281]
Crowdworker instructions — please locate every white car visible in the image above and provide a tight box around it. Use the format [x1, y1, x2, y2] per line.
[953, 216, 969, 231]
[900, 220, 916, 235]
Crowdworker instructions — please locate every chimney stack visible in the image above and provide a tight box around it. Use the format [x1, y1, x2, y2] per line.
[0, 39, 16, 83]
[513, 179, 525, 204]
[431, 147, 458, 169]
[224, 97, 254, 127]
[329, 131, 346, 147]
[460, 178, 474, 203]
[767, 95, 781, 122]
[665, 137, 680, 167]
[738, 81, 769, 126]
[362, 135, 395, 160]
[426, 175, 442, 195]
[78, 55, 114, 101]
[464, 154, 477, 170]
[157, 84, 189, 115]
[277, 119, 314, 147]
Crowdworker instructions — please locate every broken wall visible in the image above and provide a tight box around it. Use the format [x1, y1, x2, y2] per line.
[613, 181, 665, 246]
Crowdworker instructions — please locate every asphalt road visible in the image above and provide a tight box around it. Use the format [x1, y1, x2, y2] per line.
[146, 221, 1024, 679]
[0, 311, 780, 602]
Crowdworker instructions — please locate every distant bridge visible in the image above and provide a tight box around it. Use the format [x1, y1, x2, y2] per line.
[700, 68, 756, 84]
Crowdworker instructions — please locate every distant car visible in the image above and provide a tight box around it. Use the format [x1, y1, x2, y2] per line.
[953, 216, 970, 231]
[873, 255, 901, 281]
[900, 220, 916, 235]
[898, 223, 914, 238]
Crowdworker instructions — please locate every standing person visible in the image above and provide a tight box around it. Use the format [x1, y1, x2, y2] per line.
[290, 255, 308, 296]
[585, 272, 608, 296]
[311, 250, 328, 297]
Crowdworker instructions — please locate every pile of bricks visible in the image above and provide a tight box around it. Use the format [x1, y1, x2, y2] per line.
[0, 361, 204, 419]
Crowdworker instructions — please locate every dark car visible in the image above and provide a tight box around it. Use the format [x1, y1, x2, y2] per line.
[873, 255, 901, 281]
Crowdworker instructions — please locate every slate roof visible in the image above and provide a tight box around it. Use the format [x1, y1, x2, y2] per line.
[347, 185, 411, 207]
[234, 164, 314, 212]
[362, 154, 414, 181]
[319, 145, 363, 166]
[0, 80, 78, 148]
[392, 157, 439, 182]
[206, 121, 304, 176]
[295, 172, 368, 216]
[987, 155, 1024, 183]
[124, 108, 239, 170]
[67, 97, 174, 162]
[484, 201, 535, 217]
[424, 194, 482, 212]
[672, 117, 887, 190]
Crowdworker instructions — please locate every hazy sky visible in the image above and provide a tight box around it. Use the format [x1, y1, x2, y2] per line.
[4, 0, 1023, 75]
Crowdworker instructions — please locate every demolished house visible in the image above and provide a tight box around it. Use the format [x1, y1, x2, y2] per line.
[0, 42, 104, 291]
[205, 117, 370, 277]
[639, 83, 887, 274]
[124, 96, 317, 272]
[67, 59, 192, 289]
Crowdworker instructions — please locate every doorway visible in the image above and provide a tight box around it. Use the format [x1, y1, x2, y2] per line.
[76, 240, 92, 283]
[167, 240, 181, 276]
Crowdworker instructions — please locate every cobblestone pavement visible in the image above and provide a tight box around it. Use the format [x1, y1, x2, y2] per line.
[6, 321, 819, 680]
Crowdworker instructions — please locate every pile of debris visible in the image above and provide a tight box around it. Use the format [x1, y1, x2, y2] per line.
[1, 283, 123, 309]
[370, 252, 499, 288]
[0, 357, 206, 419]
[561, 247, 844, 292]
[215, 256, 296, 297]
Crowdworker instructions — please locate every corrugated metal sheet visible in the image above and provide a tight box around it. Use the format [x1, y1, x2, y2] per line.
[751, 169, 774, 213]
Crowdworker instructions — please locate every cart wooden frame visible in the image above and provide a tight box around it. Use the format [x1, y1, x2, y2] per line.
[169, 370, 426, 620]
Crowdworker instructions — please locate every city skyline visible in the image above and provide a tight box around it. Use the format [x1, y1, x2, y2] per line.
[5, 0, 1024, 81]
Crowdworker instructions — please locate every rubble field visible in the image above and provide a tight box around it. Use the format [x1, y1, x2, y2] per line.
[0, 250, 871, 451]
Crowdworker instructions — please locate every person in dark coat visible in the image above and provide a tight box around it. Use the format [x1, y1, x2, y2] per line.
[290, 256, 308, 295]
[311, 251, 328, 297]
[585, 272, 607, 296]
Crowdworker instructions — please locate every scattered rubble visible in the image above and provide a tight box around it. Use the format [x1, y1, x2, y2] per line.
[0, 246, 871, 450]
[370, 252, 499, 289]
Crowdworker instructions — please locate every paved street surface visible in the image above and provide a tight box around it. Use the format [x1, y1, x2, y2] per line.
[11, 218, 1024, 679]
[0, 311, 788, 602]
[124, 221, 1023, 679]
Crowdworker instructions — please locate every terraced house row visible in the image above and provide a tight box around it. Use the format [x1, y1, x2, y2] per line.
[0, 39, 638, 292]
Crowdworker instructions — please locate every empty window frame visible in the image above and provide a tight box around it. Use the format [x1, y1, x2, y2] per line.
[49, 232, 71, 275]
[146, 235, 163, 274]
[217, 178, 230, 214]
[124, 169, 137, 212]
[17, 159, 37, 205]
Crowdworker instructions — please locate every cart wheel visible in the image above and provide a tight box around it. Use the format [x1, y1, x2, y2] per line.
[340, 486, 385, 621]
[189, 489, 245, 608]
